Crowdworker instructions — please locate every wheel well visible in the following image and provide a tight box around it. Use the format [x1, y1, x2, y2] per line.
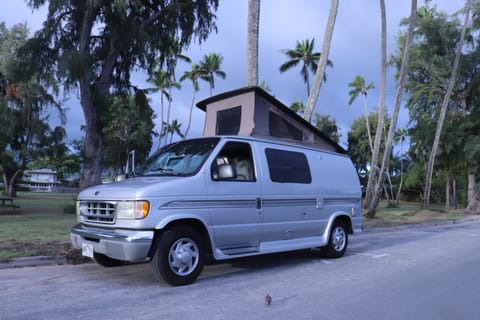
[148, 219, 213, 258]
[335, 215, 353, 234]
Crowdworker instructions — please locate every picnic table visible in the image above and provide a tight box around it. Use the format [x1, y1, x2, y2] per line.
[0, 196, 17, 213]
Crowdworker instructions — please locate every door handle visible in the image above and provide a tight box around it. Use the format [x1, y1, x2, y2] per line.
[256, 197, 262, 210]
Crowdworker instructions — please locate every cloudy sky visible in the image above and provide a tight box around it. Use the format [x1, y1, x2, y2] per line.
[1, 1, 463, 149]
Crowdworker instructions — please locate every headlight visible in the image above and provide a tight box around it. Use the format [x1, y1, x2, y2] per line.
[116, 201, 150, 219]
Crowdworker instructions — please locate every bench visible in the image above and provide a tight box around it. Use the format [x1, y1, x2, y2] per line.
[0, 196, 17, 213]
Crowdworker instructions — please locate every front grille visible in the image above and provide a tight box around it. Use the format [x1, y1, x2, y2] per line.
[80, 201, 116, 224]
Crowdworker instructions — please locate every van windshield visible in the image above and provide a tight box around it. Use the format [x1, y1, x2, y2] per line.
[136, 138, 220, 177]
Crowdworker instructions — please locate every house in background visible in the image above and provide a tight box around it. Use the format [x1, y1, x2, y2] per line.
[26, 169, 59, 192]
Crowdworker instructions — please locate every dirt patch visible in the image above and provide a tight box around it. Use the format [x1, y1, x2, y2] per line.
[0, 239, 91, 264]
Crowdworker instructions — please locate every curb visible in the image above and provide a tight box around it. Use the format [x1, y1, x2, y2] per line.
[0, 255, 67, 269]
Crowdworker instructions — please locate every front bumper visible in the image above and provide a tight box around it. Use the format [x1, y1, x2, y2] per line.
[70, 224, 154, 262]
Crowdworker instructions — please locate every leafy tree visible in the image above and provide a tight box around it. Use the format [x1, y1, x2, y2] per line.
[102, 92, 155, 175]
[348, 114, 381, 186]
[22, 0, 219, 190]
[289, 100, 305, 115]
[0, 23, 66, 197]
[314, 113, 340, 143]
[199, 53, 226, 96]
[27, 152, 81, 183]
[279, 38, 332, 98]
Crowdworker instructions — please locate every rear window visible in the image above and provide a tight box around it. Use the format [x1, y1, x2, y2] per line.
[265, 148, 312, 184]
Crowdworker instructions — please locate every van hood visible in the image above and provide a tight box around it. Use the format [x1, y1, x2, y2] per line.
[77, 175, 204, 200]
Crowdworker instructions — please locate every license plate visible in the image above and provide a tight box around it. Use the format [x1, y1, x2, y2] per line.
[82, 243, 94, 258]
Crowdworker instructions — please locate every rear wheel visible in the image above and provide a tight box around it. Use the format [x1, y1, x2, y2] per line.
[151, 226, 205, 286]
[322, 220, 348, 258]
[93, 252, 125, 267]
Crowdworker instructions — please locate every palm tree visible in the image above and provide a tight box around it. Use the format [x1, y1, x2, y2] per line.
[290, 100, 305, 115]
[199, 53, 226, 96]
[348, 75, 375, 154]
[161, 119, 185, 144]
[279, 38, 332, 98]
[146, 70, 180, 149]
[180, 63, 203, 138]
[422, 0, 470, 209]
[364, 0, 387, 209]
[304, 0, 338, 122]
[366, 0, 417, 218]
[247, 0, 261, 86]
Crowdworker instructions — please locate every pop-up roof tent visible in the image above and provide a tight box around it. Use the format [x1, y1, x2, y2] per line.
[196, 86, 346, 154]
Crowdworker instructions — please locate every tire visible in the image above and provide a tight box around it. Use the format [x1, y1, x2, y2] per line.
[93, 252, 125, 267]
[151, 226, 205, 286]
[322, 220, 348, 258]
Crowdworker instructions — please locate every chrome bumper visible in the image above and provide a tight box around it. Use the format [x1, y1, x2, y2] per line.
[70, 224, 154, 262]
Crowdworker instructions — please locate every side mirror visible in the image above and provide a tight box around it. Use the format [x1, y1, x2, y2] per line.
[217, 164, 237, 180]
[125, 150, 136, 178]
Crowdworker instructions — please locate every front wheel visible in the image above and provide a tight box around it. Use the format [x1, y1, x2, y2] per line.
[322, 220, 348, 258]
[151, 226, 205, 286]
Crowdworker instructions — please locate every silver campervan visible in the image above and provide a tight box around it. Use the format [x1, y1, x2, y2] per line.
[71, 87, 362, 286]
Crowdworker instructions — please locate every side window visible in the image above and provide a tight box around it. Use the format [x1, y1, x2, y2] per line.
[265, 148, 312, 184]
[216, 106, 242, 135]
[211, 142, 256, 182]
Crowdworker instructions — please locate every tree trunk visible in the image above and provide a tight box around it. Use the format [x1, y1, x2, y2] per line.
[364, 0, 387, 208]
[246, 0, 260, 86]
[77, 5, 103, 190]
[3, 169, 22, 197]
[79, 87, 103, 190]
[468, 172, 475, 204]
[164, 88, 173, 145]
[362, 95, 374, 155]
[466, 189, 480, 214]
[422, 1, 470, 208]
[366, 0, 417, 218]
[452, 177, 457, 209]
[303, 0, 338, 122]
[445, 173, 450, 210]
[184, 90, 197, 138]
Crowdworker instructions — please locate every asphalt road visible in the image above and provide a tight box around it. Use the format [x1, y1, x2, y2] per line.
[1, 219, 480, 320]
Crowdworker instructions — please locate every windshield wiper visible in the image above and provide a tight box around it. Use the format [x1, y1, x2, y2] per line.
[145, 167, 179, 176]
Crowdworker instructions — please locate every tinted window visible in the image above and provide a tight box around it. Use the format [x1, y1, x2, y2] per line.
[269, 111, 303, 141]
[216, 106, 242, 135]
[265, 148, 311, 184]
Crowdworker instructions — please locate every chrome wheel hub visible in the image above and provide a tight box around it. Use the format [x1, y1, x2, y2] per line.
[168, 238, 199, 276]
[332, 227, 346, 252]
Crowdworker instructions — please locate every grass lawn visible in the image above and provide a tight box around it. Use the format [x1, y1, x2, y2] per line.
[0, 192, 79, 260]
[364, 201, 470, 228]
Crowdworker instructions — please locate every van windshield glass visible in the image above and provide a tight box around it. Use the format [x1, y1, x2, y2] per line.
[136, 138, 220, 177]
